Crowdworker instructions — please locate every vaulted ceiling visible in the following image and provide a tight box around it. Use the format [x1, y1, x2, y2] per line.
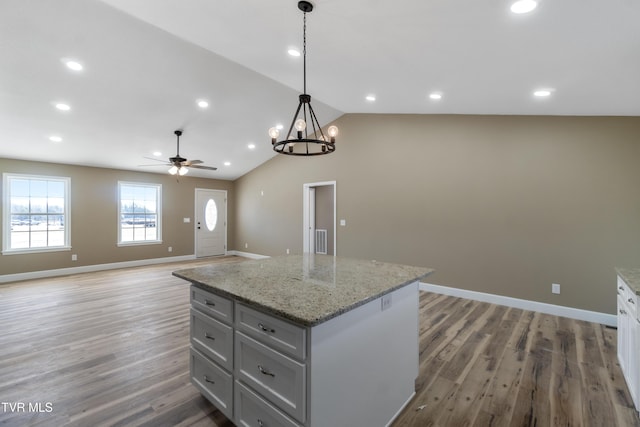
[2, 0, 638, 179]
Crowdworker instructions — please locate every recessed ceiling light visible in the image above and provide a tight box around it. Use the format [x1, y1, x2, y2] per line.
[55, 103, 71, 111]
[197, 99, 209, 108]
[248, 143, 256, 150]
[534, 89, 552, 97]
[429, 93, 443, 100]
[276, 124, 284, 130]
[366, 95, 376, 102]
[49, 136, 62, 142]
[61, 58, 84, 71]
[511, 0, 537, 14]
[224, 161, 231, 166]
[65, 60, 83, 71]
[153, 151, 162, 157]
[288, 48, 301, 57]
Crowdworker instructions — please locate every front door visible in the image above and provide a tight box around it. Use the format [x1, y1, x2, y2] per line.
[195, 189, 226, 257]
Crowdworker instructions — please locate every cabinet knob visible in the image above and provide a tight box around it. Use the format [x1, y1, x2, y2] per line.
[620, 309, 626, 315]
[619, 286, 624, 291]
[257, 420, 264, 427]
[628, 298, 635, 305]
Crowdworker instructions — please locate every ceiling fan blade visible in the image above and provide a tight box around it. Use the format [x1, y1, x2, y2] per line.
[187, 159, 203, 165]
[143, 156, 169, 163]
[190, 165, 218, 171]
[138, 163, 170, 167]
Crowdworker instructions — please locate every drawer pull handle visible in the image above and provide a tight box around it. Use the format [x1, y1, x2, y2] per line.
[258, 365, 275, 377]
[620, 309, 626, 315]
[258, 323, 275, 333]
[204, 300, 216, 307]
[628, 298, 635, 305]
[257, 420, 264, 427]
[203, 375, 215, 384]
[619, 286, 624, 291]
[204, 333, 215, 341]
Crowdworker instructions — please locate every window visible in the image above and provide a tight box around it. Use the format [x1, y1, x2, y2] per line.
[2, 173, 71, 254]
[118, 182, 162, 245]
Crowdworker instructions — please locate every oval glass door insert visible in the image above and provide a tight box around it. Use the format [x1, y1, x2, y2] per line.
[205, 198, 218, 231]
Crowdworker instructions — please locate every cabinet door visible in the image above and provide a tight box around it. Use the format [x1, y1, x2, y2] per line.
[618, 295, 629, 376]
[630, 315, 640, 411]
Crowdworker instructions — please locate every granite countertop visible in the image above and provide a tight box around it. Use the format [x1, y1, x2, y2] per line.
[617, 268, 640, 295]
[173, 254, 434, 327]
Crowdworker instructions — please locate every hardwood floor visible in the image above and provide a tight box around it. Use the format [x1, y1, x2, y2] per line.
[0, 257, 638, 426]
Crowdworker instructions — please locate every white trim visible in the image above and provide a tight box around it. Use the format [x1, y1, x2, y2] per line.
[420, 282, 616, 327]
[0, 254, 195, 284]
[227, 250, 270, 260]
[303, 181, 337, 256]
[3, 173, 71, 253]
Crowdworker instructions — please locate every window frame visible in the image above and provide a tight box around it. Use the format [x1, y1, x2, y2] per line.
[117, 181, 162, 246]
[2, 173, 71, 255]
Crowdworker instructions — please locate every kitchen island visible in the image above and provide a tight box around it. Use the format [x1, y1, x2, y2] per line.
[173, 254, 433, 427]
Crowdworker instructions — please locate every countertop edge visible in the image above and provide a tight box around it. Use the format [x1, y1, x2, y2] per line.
[616, 268, 640, 295]
[173, 270, 433, 327]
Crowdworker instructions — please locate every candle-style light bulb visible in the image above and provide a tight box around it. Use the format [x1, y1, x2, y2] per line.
[179, 167, 189, 176]
[168, 165, 178, 175]
[327, 126, 338, 138]
[294, 119, 306, 131]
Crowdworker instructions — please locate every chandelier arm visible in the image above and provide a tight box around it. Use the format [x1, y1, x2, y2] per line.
[286, 100, 305, 142]
[307, 104, 325, 140]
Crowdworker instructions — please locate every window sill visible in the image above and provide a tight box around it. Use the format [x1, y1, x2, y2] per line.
[117, 240, 163, 247]
[2, 246, 72, 256]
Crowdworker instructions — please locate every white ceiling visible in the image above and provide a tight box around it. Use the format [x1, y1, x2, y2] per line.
[2, 0, 639, 180]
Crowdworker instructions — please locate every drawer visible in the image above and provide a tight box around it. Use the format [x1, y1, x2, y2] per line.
[236, 304, 306, 360]
[190, 348, 233, 420]
[191, 308, 233, 371]
[235, 381, 301, 427]
[191, 285, 233, 324]
[235, 332, 306, 423]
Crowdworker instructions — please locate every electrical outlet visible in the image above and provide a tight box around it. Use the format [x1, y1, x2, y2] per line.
[340, 219, 346, 226]
[552, 283, 560, 294]
[245, 243, 248, 249]
[286, 248, 290, 254]
[381, 294, 392, 311]
[183, 218, 190, 223]
[71, 254, 77, 261]
[168, 246, 172, 252]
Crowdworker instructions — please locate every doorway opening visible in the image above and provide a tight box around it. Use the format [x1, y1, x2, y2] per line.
[303, 181, 336, 255]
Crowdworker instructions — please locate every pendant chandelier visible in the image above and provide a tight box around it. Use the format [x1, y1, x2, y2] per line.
[268, 1, 338, 156]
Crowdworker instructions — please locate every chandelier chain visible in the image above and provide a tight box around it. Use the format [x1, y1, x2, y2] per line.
[303, 11, 307, 94]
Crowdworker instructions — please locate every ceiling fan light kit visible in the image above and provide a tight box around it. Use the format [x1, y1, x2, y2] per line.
[268, 1, 338, 156]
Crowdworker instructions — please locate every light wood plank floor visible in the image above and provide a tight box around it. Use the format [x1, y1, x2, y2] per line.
[0, 257, 638, 426]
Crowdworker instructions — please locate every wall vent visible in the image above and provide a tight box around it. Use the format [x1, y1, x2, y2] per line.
[315, 229, 327, 254]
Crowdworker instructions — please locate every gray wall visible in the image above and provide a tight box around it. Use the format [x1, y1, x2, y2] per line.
[0, 158, 234, 275]
[234, 114, 640, 314]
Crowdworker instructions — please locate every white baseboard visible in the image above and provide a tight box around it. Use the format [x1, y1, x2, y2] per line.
[0, 254, 196, 284]
[420, 282, 616, 327]
[228, 250, 270, 260]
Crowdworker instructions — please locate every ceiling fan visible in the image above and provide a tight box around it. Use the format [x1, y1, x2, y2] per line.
[141, 130, 217, 175]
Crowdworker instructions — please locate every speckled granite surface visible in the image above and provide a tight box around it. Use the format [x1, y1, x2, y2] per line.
[617, 268, 640, 295]
[173, 255, 434, 327]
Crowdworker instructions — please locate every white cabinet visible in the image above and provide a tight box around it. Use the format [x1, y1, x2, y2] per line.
[617, 275, 640, 414]
[189, 282, 420, 426]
